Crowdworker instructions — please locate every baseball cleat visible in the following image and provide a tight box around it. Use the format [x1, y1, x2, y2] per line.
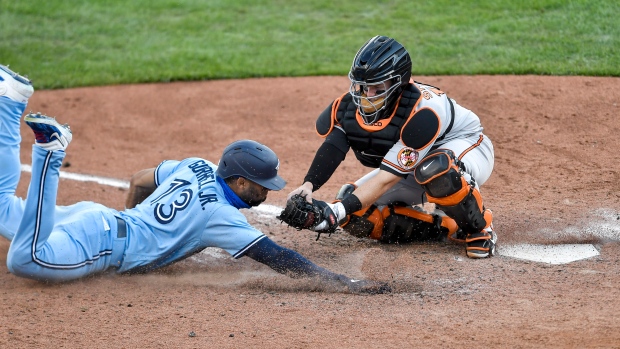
[0, 64, 34, 103]
[24, 112, 73, 151]
[465, 227, 497, 259]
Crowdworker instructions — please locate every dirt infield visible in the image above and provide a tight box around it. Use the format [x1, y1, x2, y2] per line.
[2, 75, 620, 348]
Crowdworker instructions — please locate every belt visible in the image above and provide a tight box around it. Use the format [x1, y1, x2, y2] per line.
[116, 216, 127, 238]
[110, 216, 128, 268]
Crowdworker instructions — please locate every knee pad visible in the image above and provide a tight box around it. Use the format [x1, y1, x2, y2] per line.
[414, 149, 492, 234]
[340, 204, 458, 244]
[335, 182, 357, 201]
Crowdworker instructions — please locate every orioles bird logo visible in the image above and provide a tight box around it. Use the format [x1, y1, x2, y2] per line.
[397, 147, 418, 170]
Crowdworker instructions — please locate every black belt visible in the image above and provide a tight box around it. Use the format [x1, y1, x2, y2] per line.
[116, 216, 127, 238]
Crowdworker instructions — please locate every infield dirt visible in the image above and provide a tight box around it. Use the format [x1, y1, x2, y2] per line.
[1, 75, 619, 348]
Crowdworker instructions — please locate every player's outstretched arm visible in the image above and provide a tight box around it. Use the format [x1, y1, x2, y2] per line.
[244, 237, 391, 294]
[125, 168, 157, 209]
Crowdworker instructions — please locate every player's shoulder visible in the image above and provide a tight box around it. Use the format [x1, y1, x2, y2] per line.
[156, 157, 216, 182]
[212, 203, 253, 226]
[316, 92, 350, 137]
[179, 156, 213, 164]
[173, 157, 217, 170]
[413, 83, 446, 104]
[401, 83, 445, 150]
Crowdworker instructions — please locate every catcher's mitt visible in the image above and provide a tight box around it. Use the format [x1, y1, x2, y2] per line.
[278, 194, 338, 240]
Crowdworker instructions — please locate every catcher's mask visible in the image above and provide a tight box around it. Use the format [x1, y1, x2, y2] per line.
[216, 140, 286, 191]
[349, 35, 412, 125]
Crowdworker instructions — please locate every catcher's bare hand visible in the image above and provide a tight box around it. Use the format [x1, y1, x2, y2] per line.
[287, 182, 313, 202]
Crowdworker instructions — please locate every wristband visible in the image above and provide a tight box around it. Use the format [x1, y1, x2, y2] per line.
[340, 194, 363, 215]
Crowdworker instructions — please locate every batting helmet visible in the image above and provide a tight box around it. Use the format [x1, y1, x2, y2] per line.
[348, 35, 412, 125]
[216, 140, 286, 191]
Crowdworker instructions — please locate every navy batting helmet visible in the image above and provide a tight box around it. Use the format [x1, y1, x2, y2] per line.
[348, 35, 412, 125]
[216, 140, 286, 191]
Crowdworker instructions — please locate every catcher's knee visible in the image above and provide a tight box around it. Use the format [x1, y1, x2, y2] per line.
[414, 149, 492, 234]
[340, 204, 458, 244]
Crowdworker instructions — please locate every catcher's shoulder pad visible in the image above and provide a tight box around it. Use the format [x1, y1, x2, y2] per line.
[400, 108, 440, 150]
[316, 93, 347, 138]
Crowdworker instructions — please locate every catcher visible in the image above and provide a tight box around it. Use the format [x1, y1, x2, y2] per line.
[280, 35, 496, 258]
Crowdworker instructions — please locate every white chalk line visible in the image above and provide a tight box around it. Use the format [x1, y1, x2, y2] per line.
[21, 164, 618, 265]
[19, 163, 282, 218]
[21, 164, 130, 189]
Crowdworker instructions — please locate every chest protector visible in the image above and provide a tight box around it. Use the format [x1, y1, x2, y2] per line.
[335, 85, 421, 168]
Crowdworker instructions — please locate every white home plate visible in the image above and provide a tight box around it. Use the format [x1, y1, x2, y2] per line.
[499, 244, 599, 264]
[250, 204, 282, 217]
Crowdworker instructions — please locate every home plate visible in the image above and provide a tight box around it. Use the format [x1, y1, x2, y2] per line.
[500, 244, 599, 264]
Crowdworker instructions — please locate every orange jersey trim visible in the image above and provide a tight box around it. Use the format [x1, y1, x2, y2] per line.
[355, 94, 403, 132]
[458, 135, 484, 161]
[381, 158, 411, 173]
[331, 93, 346, 123]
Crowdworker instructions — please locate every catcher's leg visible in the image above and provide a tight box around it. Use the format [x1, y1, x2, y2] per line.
[414, 148, 496, 258]
[339, 204, 458, 244]
[335, 171, 457, 244]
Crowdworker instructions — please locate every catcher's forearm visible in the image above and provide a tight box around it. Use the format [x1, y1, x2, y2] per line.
[303, 142, 346, 191]
[353, 168, 380, 187]
[344, 170, 403, 213]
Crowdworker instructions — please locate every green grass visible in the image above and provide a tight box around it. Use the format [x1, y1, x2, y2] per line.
[1, 0, 618, 88]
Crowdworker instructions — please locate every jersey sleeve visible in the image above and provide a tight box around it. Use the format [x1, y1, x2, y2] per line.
[154, 158, 207, 186]
[381, 83, 457, 175]
[380, 140, 434, 176]
[154, 160, 180, 186]
[303, 139, 348, 191]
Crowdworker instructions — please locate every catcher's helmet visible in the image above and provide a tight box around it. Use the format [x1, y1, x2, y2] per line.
[216, 140, 286, 191]
[348, 35, 412, 125]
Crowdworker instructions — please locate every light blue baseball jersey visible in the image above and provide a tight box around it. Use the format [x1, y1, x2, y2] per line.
[118, 158, 266, 273]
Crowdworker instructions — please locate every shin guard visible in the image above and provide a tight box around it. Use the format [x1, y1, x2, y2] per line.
[414, 149, 492, 235]
[340, 204, 458, 244]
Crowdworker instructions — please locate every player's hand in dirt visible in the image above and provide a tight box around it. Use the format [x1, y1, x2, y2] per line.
[343, 278, 392, 295]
